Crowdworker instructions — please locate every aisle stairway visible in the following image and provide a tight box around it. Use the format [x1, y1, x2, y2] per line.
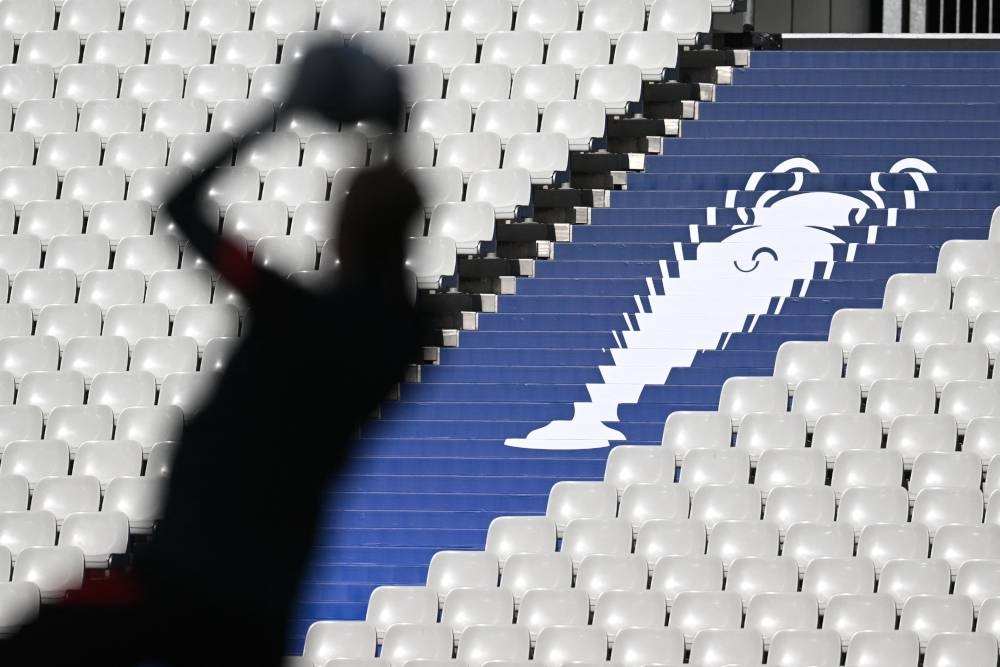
[297, 49, 1000, 649]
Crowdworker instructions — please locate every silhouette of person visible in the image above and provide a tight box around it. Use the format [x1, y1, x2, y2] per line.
[0, 44, 423, 667]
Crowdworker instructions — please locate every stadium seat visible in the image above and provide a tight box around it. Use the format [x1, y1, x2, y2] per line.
[827, 309, 898, 358]
[145, 440, 176, 477]
[45, 405, 112, 457]
[216, 30, 278, 72]
[121, 65, 186, 110]
[0, 510, 57, 561]
[10, 268, 77, 315]
[409, 100, 473, 147]
[61, 167, 127, 213]
[838, 487, 909, 536]
[168, 132, 234, 172]
[900, 594, 974, 648]
[973, 312, 1000, 363]
[877, 558, 951, 611]
[349, 30, 411, 66]
[116, 406, 183, 457]
[648, 554, 721, 609]
[578, 64, 643, 115]
[0, 166, 58, 212]
[855, 523, 929, 577]
[614, 31, 680, 81]
[318, 0, 381, 33]
[920, 343, 990, 394]
[790, 378, 861, 428]
[302, 621, 376, 665]
[447, 64, 511, 112]
[413, 32, 476, 78]
[886, 414, 958, 467]
[381, 624, 455, 667]
[16, 370, 84, 417]
[128, 166, 193, 209]
[36, 304, 102, 348]
[689, 484, 759, 534]
[186, 64, 249, 110]
[844, 630, 920, 667]
[783, 522, 856, 575]
[688, 628, 763, 667]
[0, 133, 35, 170]
[147, 269, 213, 316]
[909, 451, 982, 496]
[0, 581, 40, 636]
[954, 275, 1000, 325]
[156, 371, 216, 417]
[289, 202, 339, 249]
[442, 587, 514, 639]
[510, 64, 576, 112]
[0, 0, 54, 40]
[899, 311, 969, 362]
[575, 553, 647, 604]
[253, 0, 316, 40]
[660, 411, 732, 460]
[303, 132, 367, 175]
[561, 517, 632, 567]
[865, 378, 937, 429]
[131, 337, 199, 386]
[82, 30, 147, 73]
[12, 545, 84, 602]
[88, 371, 157, 418]
[79, 100, 143, 144]
[937, 239, 1000, 287]
[19, 201, 83, 248]
[773, 341, 843, 392]
[706, 520, 778, 570]
[44, 234, 111, 280]
[261, 167, 327, 212]
[465, 168, 531, 219]
[761, 483, 835, 534]
[385, 0, 447, 43]
[425, 551, 498, 605]
[513, 0, 578, 40]
[189, 0, 252, 39]
[484, 516, 555, 568]
[845, 343, 915, 394]
[366, 586, 439, 640]
[532, 626, 607, 667]
[610, 627, 685, 667]
[0, 304, 31, 339]
[102, 476, 165, 534]
[223, 201, 288, 248]
[114, 236, 181, 279]
[60, 0, 120, 37]
[941, 380, 1000, 432]
[58, 511, 129, 568]
[618, 483, 691, 535]
[503, 133, 568, 184]
[823, 593, 897, 649]
[717, 377, 787, 427]
[744, 592, 819, 649]
[38, 131, 103, 179]
[924, 632, 998, 667]
[882, 273, 952, 325]
[0, 336, 59, 382]
[0, 405, 41, 456]
[545, 481, 617, 536]
[78, 269, 145, 315]
[931, 524, 1000, 575]
[60, 337, 128, 388]
[668, 591, 742, 646]
[499, 552, 571, 605]
[457, 625, 530, 667]
[603, 444, 674, 493]
[450, 0, 512, 42]
[734, 412, 806, 462]
[438, 133, 502, 182]
[648, 0, 711, 44]
[0, 64, 53, 109]
[680, 449, 750, 489]
[635, 519, 707, 568]
[480, 31, 543, 70]
[961, 559, 1000, 612]
[725, 555, 798, 607]
[427, 202, 495, 255]
[33, 475, 100, 526]
[212, 99, 274, 136]
[766, 629, 842, 667]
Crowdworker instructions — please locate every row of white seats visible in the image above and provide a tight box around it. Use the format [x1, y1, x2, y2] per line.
[0, 332, 234, 383]
[0, 130, 570, 187]
[300, 618, 1000, 666]
[0, 404, 181, 454]
[710, 375, 997, 431]
[0, 162, 531, 217]
[0, 0, 713, 42]
[2, 98, 605, 154]
[0, 367, 217, 419]
[0, 476, 161, 532]
[415, 534, 1000, 605]
[298, 626, 999, 667]
[0, 439, 166, 486]
[0, 509, 129, 566]
[0, 61, 644, 117]
[2, 29, 679, 82]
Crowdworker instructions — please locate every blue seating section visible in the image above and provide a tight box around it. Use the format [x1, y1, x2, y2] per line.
[292, 51, 1000, 649]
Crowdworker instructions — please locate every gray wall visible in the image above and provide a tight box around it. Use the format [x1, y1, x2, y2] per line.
[741, 0, 873, 32]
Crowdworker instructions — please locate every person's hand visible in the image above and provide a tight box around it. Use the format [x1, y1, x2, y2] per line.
[284, 43, 403, 130]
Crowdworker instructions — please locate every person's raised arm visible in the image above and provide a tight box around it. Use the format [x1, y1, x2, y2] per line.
[161, 44, 404, 298]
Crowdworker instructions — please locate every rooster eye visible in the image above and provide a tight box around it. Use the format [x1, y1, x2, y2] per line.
[733, 246, 779, 273]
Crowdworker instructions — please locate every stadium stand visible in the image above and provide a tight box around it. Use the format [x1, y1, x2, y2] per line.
[2, 0, 1000, 664]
